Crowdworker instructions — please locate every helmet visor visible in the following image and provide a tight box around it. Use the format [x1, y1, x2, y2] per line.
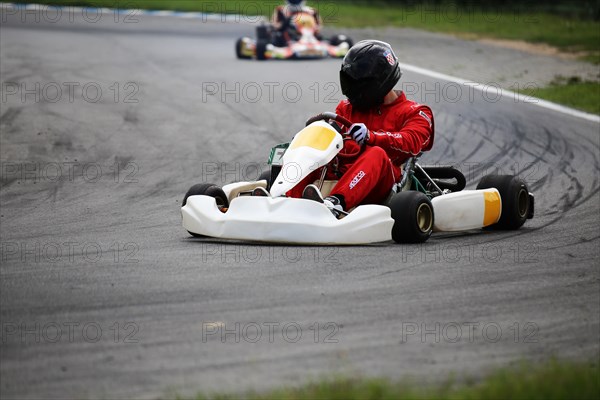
[340, 70, 386, 111]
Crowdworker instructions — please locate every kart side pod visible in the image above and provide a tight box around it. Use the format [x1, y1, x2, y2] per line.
[431, 189, 501, 232]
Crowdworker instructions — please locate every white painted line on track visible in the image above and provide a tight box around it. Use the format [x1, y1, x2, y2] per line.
[400, 63, 600, 123]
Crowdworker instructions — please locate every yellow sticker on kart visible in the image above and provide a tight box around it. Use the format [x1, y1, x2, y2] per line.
[483, 190, 501, 226]
[289, 126, 336, 151]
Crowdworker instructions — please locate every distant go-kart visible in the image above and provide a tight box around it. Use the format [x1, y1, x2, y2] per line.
[181, 112, 534, 244]
[236, 12, 353, 60]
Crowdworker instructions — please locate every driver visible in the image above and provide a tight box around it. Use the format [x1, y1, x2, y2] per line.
[271, 0, 322, 46]
[294, 40, 435, 217]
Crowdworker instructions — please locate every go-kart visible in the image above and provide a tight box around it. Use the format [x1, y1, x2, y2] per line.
[236, 11, 353, 60]
[181, 112, 534, 244]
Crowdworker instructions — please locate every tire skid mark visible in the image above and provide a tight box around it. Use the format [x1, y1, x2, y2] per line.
[432, 106, 598, 237]
[544, 235, 600, 251]
[0, 107, 21, 127]
[457, 136, 485, 163]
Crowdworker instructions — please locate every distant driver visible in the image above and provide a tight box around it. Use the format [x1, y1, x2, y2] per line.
[271, 0, 322, 46]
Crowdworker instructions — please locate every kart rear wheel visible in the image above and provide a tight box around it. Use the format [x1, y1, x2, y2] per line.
[476, 175, 532, 230]
[256, 40, 268, 60]
[182, 183, 230, 237]
[256, 25, 271, 41]
[389, 191, 434, 243]
[235, 38, 252, 59]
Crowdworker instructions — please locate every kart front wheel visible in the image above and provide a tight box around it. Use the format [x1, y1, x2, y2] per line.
[389, 191, 434, 243]
[235, 38, 252, 59]
[182, 183, 229, 237]
[476, 175, 533, 230]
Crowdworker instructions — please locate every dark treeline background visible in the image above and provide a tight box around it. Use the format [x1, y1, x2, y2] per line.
[339, 1, 600, 20]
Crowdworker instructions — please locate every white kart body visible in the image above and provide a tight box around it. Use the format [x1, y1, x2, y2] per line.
[182, 194, 393, 245]
[432, 189, 501, 232]
[182, 120, 505, 244]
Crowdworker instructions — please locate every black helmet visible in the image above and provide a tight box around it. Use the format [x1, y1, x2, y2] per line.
[287, 0, 304, 5]
[340, 40, 402, 111]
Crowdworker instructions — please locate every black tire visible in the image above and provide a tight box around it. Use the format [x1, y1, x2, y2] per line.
[182, 184, 229, 237]
[256, 25, 271, 41]
[476, 175, 530, 230]
[183, 183, 229, 208]
[235, 38, 251, 59]
[389, 191, 434, 243]
[256, 40, 268, 60]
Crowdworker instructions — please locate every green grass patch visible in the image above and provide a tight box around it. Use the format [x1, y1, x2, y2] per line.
[518, 77, 600, 115]
[579, 52, 600, 65]
[331, 3, 600, 53]
[186, 359, 600, 400]
[10, 1, 600, 54]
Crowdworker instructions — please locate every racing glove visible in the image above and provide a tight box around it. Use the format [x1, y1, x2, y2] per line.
[349, 123, 370, 145]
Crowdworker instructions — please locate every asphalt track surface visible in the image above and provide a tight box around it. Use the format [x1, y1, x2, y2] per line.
[1, 11, 599, 400]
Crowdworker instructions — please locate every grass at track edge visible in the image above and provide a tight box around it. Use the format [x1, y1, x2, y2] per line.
[177, 358, 599, 400]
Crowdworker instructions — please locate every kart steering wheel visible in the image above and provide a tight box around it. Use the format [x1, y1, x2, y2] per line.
[305, 111, 352, 129]
[305, 112, 361, 158]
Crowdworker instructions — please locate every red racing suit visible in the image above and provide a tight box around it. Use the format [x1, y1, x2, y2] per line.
[289, 90, 434, 210]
